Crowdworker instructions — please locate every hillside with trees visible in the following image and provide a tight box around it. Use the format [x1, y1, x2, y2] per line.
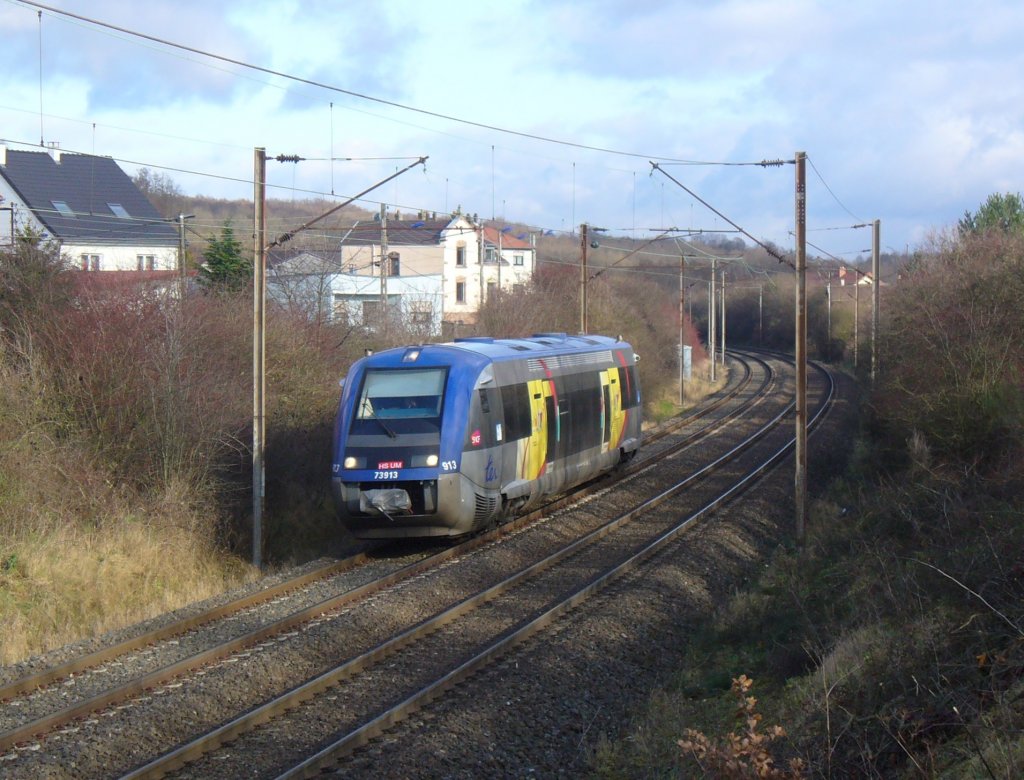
[596, 194, 1024, 777]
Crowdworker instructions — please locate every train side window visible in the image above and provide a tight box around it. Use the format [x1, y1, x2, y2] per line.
[618, 365, 641, 409]
[602, 382, 612, 444]
[627, 365, 641, 407]
[545, 395, 557, 462]
[501, 383, 531, 441]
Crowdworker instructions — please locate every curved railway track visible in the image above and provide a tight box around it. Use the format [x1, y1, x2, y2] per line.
[0, 352, 825, 779]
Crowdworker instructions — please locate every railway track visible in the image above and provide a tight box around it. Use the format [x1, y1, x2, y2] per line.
[0, 353, 756, 715]
[0, 352, 811, 778]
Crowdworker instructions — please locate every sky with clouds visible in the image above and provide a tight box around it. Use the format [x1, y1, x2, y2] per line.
[2, 0, 1022, 257]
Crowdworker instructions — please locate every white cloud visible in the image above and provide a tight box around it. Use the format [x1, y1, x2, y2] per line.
[1, 0, 1023, 252]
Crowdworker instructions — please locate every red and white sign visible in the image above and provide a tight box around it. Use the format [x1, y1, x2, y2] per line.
[377, 460, 404, 470]
[470, 429, 482, 446]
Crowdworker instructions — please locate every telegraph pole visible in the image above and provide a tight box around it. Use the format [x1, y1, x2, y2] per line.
[177, 212, 194, 302]
[871, 218, 880, 383]
[758, 284, 764, 346]
[379, 203, 389, 335]
[794, 151, 807, 546]
[478, 223, 485, 311]
[252, 148, 267, 570]
[679, 254, 685, 406]
[709, 257, 717, 382]
[246, 153, 424, 565]
[854, 270, 859, 368]
[579, 223, 588, 333]
[826, 277, 832, 354]
[719, 268, 727, 368]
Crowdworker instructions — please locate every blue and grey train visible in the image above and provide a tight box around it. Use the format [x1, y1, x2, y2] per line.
[331, 333, 642, 539]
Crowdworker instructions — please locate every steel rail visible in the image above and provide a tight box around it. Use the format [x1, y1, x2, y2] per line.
[281, 359, 834, 778]
[0, 555, 373, 702]
[0, 354, 751, 707]
[121, 356, 803, 779]
[1, 354, 766, 757]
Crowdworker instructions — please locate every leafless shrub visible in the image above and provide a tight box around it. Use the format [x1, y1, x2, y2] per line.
[679, 675, 805, 778]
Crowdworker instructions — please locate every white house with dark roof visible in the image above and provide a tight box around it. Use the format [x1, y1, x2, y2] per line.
[0, 145, 179, 271]
[335, 213, 536, 328]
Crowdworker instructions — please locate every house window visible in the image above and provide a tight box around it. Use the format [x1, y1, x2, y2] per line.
[456, 244, 466, 267]
[387, 252, 400, 277]
[513, 283, 525, 294]
[456, 281, 466, 304]
[108, 203, 130, 218]
[53, 200, 76, 218]
[514, 253, 524, 266]
[485, 246, 496, 263]
[81, 254, 100, 271]
[410, 301, 432, 325]
[332, 296, 350, 325]
[136, 255, 156, 271]
[487, 281, 497, 297]
[362, 299, 380, 325]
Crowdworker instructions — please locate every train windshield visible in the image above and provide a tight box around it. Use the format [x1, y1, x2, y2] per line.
[351, 367, 448, 435]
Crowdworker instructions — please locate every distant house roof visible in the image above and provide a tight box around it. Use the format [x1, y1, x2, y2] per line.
[0, 149, 178, 246]
[338, 217, 461, 247]
[267, 248, 342, 271]
[482, 226, 532, 250]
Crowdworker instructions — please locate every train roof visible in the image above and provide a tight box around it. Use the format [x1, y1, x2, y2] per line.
[364, 333, 630, 366]
[449, 332, 626, 358]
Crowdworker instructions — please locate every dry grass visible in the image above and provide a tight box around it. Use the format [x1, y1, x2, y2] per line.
[0, 516, 254, 665]
[645, 361, 728, 425]
[0, 357, 256, 666]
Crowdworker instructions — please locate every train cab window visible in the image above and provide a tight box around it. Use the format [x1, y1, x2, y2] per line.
[351, 367, 448, 435]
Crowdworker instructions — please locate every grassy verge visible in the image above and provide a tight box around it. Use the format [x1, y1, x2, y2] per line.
[589, 468, 1024, 777]
[0, 357, 257, 666]
[0, 514, 255, 665]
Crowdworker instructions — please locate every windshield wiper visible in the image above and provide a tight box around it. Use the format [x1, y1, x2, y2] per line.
[368, 408, 398, 439]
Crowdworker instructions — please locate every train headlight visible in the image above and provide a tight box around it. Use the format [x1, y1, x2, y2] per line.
[426, 454, 439, 467]
[343, 456, 358, 469]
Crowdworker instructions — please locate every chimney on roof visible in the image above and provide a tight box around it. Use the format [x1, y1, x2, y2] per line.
[0, 144, 6, 166]
[47, 142, 62, 164]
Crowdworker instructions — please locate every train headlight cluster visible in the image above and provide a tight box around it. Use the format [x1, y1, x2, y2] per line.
[343, 456, 359, 469]
[426, 454, 439, 467]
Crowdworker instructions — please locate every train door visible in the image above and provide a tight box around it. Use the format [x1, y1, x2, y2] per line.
[604, 368, 624, 450]
[600, 371, 611, 451]
[525, 378, 547, 478]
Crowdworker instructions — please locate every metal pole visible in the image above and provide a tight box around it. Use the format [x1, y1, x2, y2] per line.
[719, 269, 726, 368]
[679, 254, 685, 406]
[709, 258, 717, 382]
[177, 213, 187, 302]
[579, 223, 588, 333]
[827, 279, 832, 358]
[252, 148, 267, 570]
[854, 271, 859, 368]
[871, 219, 880, 383]
[478, 223, 484, 317]
[794, 151, 807, 546]
[379, 203, 388, 335]
[758, 283, 763, 346]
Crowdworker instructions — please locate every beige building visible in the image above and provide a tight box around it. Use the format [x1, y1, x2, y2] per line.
[337, 213, 536, 326]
